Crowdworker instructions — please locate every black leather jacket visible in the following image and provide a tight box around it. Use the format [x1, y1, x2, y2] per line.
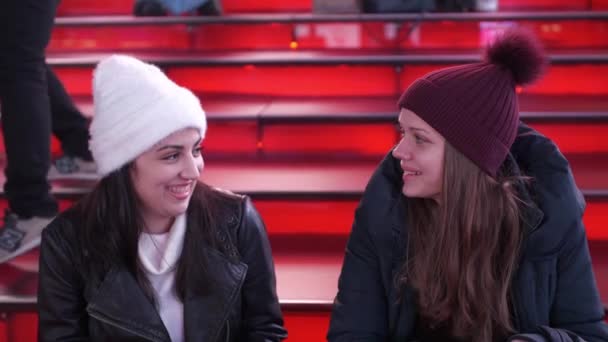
[38, 190, 287, 342]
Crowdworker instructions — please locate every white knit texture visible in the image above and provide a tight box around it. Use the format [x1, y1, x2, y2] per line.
[90, 55, 206, 176]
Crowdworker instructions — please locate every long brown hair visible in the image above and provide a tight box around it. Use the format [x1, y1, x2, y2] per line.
[398, 142, 524, 342]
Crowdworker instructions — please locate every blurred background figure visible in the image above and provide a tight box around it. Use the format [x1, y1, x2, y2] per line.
[0, 0, 95, 264]
[134, 0, 222, 16]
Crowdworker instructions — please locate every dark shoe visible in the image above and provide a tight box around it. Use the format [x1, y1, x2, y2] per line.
[0, 211, 54, 264]
[133, 0, 168, 16]
[48, 155, 98, 180]
[197, 0, 223, 15]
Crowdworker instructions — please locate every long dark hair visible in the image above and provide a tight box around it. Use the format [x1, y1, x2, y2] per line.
[76, 163, 235, 306]
[397, 143, 524, 342]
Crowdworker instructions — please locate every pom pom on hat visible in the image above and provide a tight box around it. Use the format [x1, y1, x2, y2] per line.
[90, 55, 207, 176]
[485, 27, 548, 85]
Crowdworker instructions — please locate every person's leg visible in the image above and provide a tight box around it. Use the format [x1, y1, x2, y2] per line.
[0, 0, 58, 262]
[46, 65, 97, 180]
[48, 65, 93, 161]
[0, 0, 58, 219]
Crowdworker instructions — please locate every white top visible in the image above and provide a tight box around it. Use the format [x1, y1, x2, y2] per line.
[138, 214, 187, 342]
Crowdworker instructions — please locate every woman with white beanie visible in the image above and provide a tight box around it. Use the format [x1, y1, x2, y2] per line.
[36, 55, 287, 342]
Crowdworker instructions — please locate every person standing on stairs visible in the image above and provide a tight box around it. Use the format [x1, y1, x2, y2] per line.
[328, 28, 608, 341]
[37, 55, 287, 342]
[0, 0, 96, 264]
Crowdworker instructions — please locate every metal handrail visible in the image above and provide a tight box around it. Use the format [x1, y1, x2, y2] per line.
[55, 11, 608, 26]
[46, 51, 608, 66]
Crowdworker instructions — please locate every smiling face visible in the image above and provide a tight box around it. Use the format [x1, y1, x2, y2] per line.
[392, 108, 446, 203]
[130, 127, 203, 233]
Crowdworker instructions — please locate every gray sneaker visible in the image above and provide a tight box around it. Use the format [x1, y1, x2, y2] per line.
[48, 155, 98, 180]
[0, 211, 54, 264]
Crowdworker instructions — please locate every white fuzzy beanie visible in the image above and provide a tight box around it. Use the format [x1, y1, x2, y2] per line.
[90, 55, 207, 176]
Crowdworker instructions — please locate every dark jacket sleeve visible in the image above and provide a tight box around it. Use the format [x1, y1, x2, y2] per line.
[326, 200, 389, 341]
[508, 220, 608, 342]
[509, 122, 608, 342]
[237, 197, 287, 342]
[327, 155, 400, 341]
[37, 217, 89, 341]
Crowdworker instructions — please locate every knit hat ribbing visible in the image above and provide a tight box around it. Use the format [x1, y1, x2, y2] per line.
[89, 55, 207, 176]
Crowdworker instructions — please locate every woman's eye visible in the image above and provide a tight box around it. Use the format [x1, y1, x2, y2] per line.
[395, 124, 405, 136]
[163, 153, 179, 161]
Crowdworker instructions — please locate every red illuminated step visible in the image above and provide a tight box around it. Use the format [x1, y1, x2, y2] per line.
[1, 312, 333, 342]
[0, 193, 603, 239]
[56, 0, 132, 16]
[170, 157, 608, 240]
[200, 158, 608, 240]
[71, 93, 608, 120]
[175, 62, 608, 97]
[283, 311, 332, 342]
[596, 0, 608, 9]
[47, 51, 608, 97]
[4, 98, 607, 161]
[200, 155, 608, 194]
[0, 93, 606, 158]
[49, 18, 608, 52]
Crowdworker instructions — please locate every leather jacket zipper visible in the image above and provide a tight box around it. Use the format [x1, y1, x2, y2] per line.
[88, 309, 163, 342]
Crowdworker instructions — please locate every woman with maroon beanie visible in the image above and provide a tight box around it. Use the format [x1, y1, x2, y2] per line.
[328, 28, 608, 342]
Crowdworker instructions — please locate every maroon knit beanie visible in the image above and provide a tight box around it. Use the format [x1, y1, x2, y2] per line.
[398, 28, 547, 177]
